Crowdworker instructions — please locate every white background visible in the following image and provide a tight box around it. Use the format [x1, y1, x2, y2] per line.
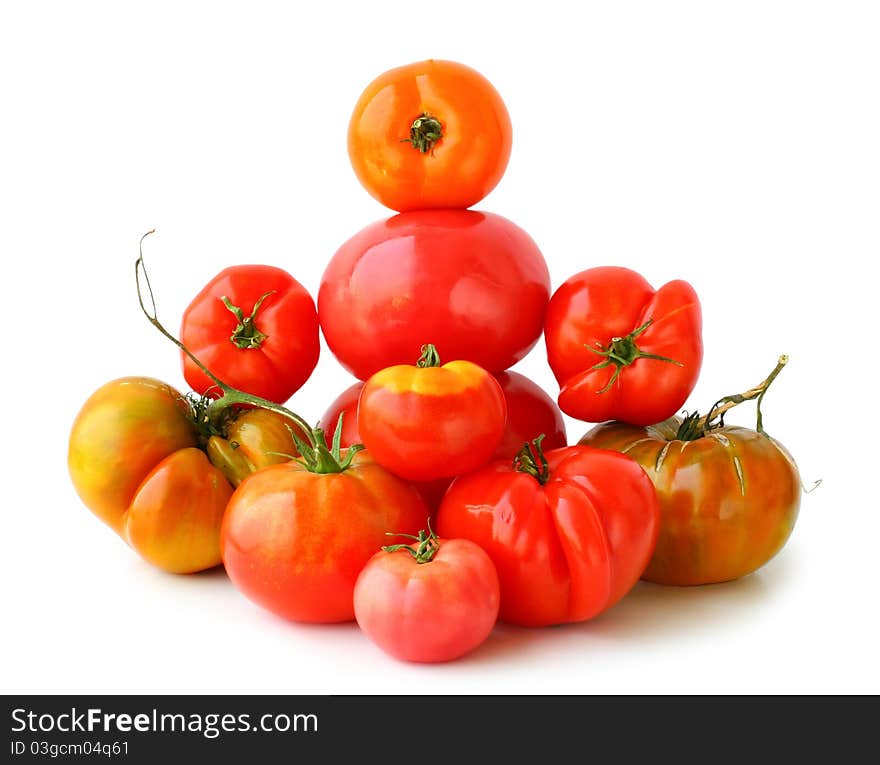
[2, 1, 878, 694]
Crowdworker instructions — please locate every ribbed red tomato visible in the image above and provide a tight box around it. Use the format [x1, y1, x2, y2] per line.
[544, 266, 702, 425]
[436, 441, 660, 626]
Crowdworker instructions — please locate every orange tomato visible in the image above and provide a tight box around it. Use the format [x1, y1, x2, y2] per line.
[68, 377, 300, 573]
[348, 59, 512, 212]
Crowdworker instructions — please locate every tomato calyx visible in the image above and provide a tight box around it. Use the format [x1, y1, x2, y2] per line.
[513, 434, 550, 485]
[401, 113, 443, 154]
[382, 524, 440, 564]
[587, 319, 683, 394]
[220, 290, 275, 350]
[287, 413, 365, 474]
[675, 355, 789, 441]
[416, 343, 442, 368]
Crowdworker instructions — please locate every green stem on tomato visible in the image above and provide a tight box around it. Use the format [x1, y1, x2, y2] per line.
[675, 355, 789, 441]
[382, 522, 440, 563]
[513, 434, 550, 485]
[587, 319, 682, 394]
[221, 290, 275, 349]
[416, 343, 441, 368]
[401, 113, 443, 154]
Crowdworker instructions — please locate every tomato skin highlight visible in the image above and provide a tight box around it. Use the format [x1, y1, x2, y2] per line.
[354, 538, 500, 663]
[358, 357, 507, 482]
[319, 209, 551, 380]
[220, 451, 430, 623]
[544, 266, 702, 425]
[435, 445, 660, 627]
[348, 59, 512, 212]
[580, 420, 801, 585]
[181, 265, 319, 404]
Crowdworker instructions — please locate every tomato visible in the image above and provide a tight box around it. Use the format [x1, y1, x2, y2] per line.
[180, 265, 319, 404]
[318, 381, 451, 510]
[358, 345, 506, 481]
[544, 266, 702, 425]
[318, 209, 550, 380]
[348, 59, 512, 212]
[354, 528, 499, 663]
[68, 377, 302, 573]
[435, 439, 660, 626]
[221, 447, 430, 623]
[580, 356, 801, 585]
[318, 370, 564, 502]
[493, 371, 566, 460]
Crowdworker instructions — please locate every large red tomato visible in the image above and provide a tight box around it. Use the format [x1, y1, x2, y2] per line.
[221, 446, 430, 623]
[348, 59, 512, 212]
[181, 265, 320, 404]
[436, 440, 660, 627]
[544, 266, 702, 425]
[318, 210, 550, 380]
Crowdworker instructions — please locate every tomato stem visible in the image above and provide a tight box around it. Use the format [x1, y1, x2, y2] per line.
[382, 523, 440, 564]
[288, 412, 365, 474]
[513, 434, 550, 485]
[416, 343, 441, 368]
[401, 113, 443, 154]
[135, 231, 316, 447]
[675, 355, 789, 441]
[221, 290, 274, 349]
[587, 319, 682, 394]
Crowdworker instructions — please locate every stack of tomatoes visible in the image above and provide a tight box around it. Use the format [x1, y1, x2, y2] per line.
[68, 60, 803, 663]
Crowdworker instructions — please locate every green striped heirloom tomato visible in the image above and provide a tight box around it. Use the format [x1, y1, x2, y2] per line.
[580, 356, 801, 586]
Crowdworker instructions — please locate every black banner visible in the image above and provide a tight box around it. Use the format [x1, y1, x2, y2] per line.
[3, 695, 877, 760]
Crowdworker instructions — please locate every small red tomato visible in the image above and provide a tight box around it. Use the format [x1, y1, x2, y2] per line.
[181, 265, 320, 404]
[544, 266, 702, 425]
[354, 528, 500, 663]
[358, 345, 507, 481]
